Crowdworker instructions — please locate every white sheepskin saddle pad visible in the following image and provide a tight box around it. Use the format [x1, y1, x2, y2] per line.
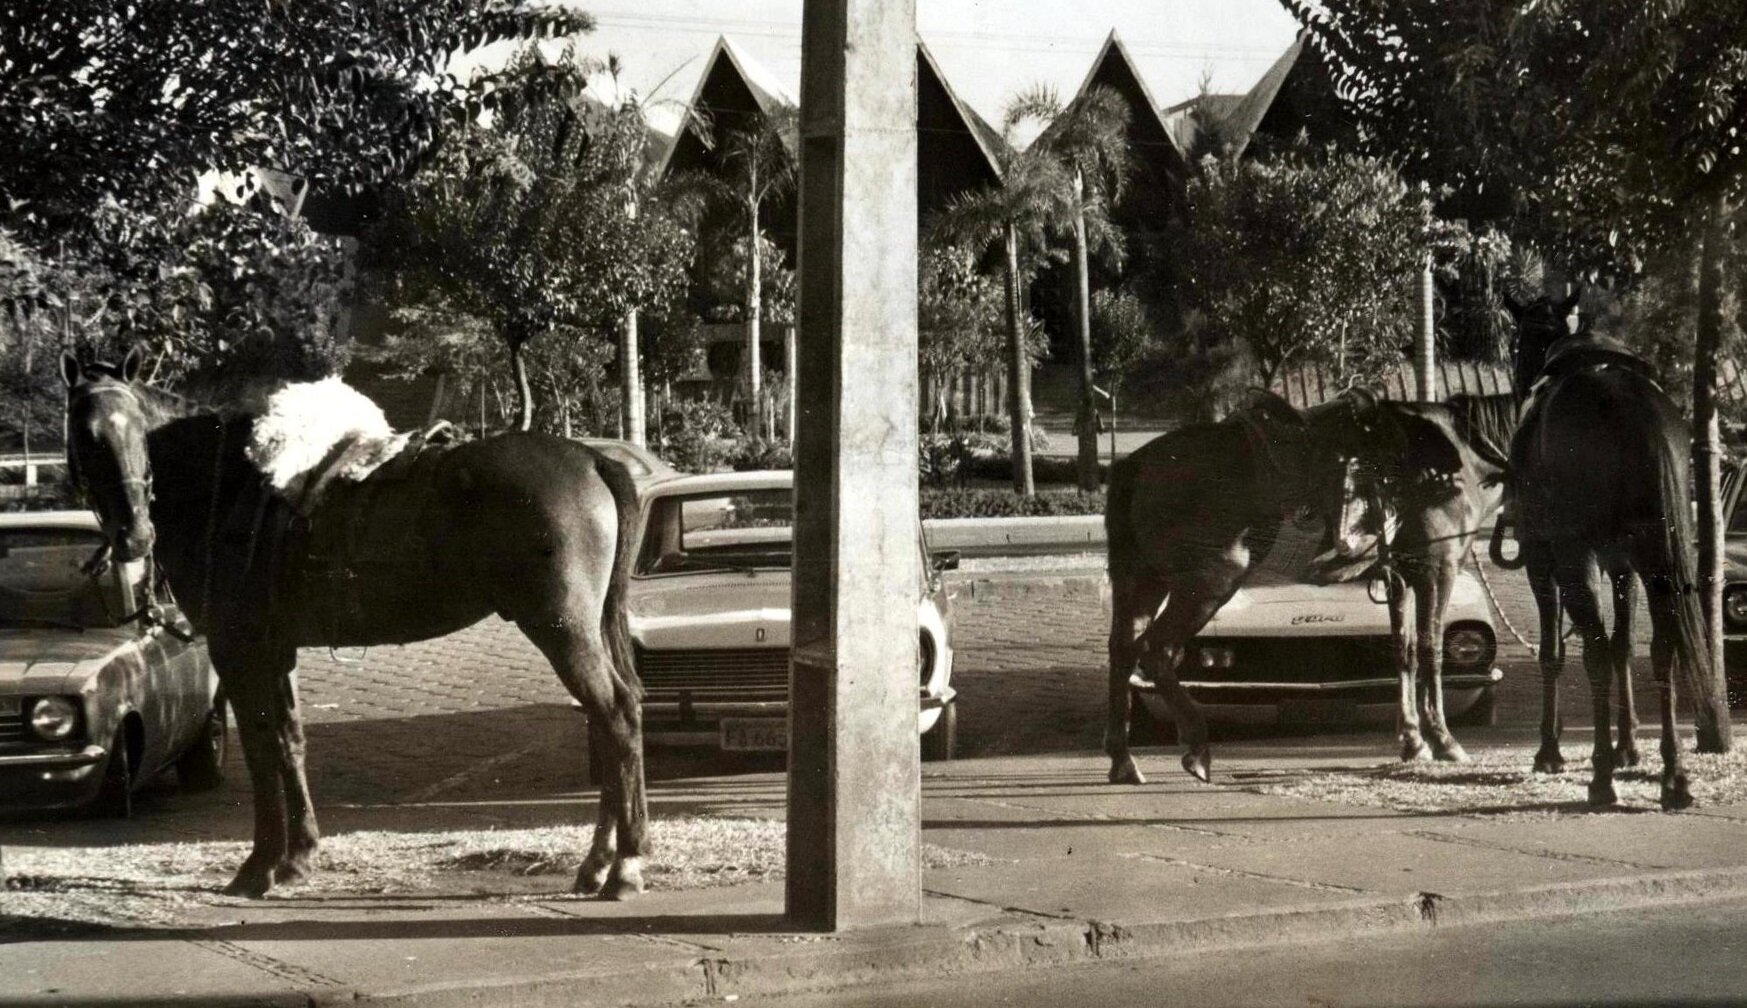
[245, 377, 414, 514]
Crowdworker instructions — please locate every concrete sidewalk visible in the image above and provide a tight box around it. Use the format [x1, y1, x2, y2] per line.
[9, 735, 1747, 1007]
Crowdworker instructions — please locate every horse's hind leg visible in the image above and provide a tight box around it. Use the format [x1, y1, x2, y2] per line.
[1106, 573, 1166, 785]
[1609, 571, 1641, 768]
[1415, 564, 1468, 763]
[1557, 553, 1617, 805]
[520, 617, 648, 898]
[1526, 543, 1566, 774]
[1390, 577, 1431, 762]
[214, 640, 316, 897]
[1135, 571, 1236, 784]
[1642, 574, 1694, 810]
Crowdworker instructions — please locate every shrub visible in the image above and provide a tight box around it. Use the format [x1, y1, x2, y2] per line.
[657, 400, 741, 473]
[919, 488, 1105, 520]
[729, 438, 793, 471]
[919, 430, 1002, 487]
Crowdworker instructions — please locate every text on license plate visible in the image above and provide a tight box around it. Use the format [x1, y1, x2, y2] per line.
[721, 718, 788, 752]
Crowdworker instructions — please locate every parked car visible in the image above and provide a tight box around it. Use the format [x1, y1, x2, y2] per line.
[623, 471, 959, 760]
[0, 511, 224, 816]
[1722, 462, 1747, 698]
[1135, 527, 1503, 736]
[576, 437, 678, 484]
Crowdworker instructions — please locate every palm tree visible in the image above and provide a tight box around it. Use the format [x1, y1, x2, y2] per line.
[703, 103, 798, 440]
[1025, 86, 1132, 491]
[930, 90, 1073, 496]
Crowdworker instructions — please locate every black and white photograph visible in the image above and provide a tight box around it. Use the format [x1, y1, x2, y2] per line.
[4, 2, 1747, 1005]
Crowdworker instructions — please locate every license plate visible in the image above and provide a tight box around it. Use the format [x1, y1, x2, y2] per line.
[1279, 699, 1358, 726]
[721, 718, 788, 752]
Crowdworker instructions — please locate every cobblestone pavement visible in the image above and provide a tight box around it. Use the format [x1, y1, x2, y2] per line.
[278, 549, 1690, 812]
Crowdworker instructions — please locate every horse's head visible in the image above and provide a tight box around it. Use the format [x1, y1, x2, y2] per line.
[1503, 288, 1583, 394]
[62, 346, 156, 563]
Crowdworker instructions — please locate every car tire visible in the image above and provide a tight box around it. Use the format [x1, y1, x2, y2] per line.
[921, 701, 957, 762]
[176, 703, 227, 792]
[90, 729, 133, 819]
[1450, 685, 1498, 727]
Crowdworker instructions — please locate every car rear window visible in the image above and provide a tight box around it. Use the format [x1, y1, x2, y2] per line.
[637, 490, 794, 575]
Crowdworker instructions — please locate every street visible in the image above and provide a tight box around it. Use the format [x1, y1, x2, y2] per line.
[733, 895, 1747, 1008]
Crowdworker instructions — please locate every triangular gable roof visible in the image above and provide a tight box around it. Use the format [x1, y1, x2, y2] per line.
[658, 35, 795, 178]
[1057, 29, 1188, 184]
[1223, 36, 1303, 159]
[1161, 93, 1245, 153]
[918, 37, 1006, 181]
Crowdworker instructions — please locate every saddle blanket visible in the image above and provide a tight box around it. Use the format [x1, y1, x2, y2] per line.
[245, 377, 415, 514]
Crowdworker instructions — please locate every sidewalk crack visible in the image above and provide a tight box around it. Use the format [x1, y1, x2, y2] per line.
[183, 936, 346, 988]
[1123, 852, 1371, 894]
[1407, 829, 1669, 869]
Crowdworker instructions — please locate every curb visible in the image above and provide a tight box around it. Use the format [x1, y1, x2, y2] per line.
[949, 569, 1106, 603]
[308, 866, 1747, 1007]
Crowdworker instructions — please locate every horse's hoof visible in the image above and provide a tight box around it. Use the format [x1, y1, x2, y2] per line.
[1661, 774, 1695, 812]
[1181, 746, 1212, 784]
[1401, 741, 1434, 762]
[1615, 744, 1641, 769]
[600, 857, 646, 901]
[223, 864, 274, 899]
[272, 858, 312, 886]
[1533, 749, 1566, 775]
[1588, 781, 1618, 806]
[1434, 743, 1470, 763]
[573, 855, 614, 895]
[1108, 757, 1147, 786]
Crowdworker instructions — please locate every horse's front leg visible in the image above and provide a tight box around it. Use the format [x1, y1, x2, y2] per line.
[1609, 571, 1641, 768]
[1557, 563, 1618, 806]
[1106, 574, 1166, 785]
[1417, 565, 1468, 763]
[213, 639, 314, 898]
[1526, 544, 1566, 774]
[1389, 579, 1431, 761]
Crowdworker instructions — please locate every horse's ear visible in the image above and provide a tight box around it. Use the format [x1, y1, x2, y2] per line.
[60, 350, 82, 388]
[120, 344, 146, 383]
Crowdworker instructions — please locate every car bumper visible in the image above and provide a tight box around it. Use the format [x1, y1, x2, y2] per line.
[1146, 669, 1502, 726]
[630, 687, 959, 746]
[0, 744, 108, 812]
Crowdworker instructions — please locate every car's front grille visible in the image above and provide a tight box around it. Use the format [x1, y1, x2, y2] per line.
[0, 709, 28, 746]
[1191, 637, 1395, 685]
[634, 647, 790, 705]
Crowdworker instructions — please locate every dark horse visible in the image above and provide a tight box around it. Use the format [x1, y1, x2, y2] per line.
[1320, 388, 1518, 763]
[62, 348, 650, 897]
[1104, 391, 1366, 785]
[1485, 293, 1726, 808]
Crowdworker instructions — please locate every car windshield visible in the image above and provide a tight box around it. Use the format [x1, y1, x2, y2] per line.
[0, 527, 118, 629]
[636, 489, 793, 575]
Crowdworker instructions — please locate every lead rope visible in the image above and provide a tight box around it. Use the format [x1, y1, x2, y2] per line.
[1465, 542, 1541, 657]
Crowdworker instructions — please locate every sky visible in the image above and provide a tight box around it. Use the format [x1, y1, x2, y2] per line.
[524, 0, 1302, 134]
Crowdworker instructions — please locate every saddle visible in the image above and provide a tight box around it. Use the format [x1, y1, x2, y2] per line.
[291, 424, 458, 643]
[1532, 334, 1662, 393]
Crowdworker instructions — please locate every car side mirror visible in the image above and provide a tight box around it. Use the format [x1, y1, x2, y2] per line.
[930, 549, 961, 573]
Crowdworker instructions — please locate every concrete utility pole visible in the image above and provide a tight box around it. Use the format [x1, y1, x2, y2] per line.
[621, 196, 647, 446]
[787, 0, 922, 931]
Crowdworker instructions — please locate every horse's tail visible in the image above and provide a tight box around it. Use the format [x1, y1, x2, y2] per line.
[1654, 426, 1724, 750]
[594, 453, 644, 701]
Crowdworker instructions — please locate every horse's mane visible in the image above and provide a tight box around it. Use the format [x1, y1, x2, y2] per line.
[1441, 392, 1518, 473]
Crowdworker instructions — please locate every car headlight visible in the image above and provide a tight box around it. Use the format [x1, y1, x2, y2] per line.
[30, 696, 80, 741]
[1443, 624, 1495, 668]
[1726, 587, 1747, 631]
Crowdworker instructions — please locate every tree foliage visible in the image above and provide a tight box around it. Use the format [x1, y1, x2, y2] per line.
[373, 45, 696, 430]
[1173, 144, 1464, 386]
